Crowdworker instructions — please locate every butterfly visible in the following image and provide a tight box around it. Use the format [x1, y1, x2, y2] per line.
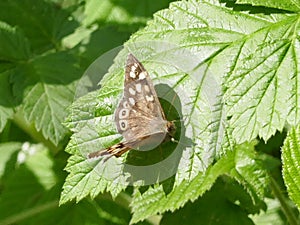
[88, 53, 176, 158]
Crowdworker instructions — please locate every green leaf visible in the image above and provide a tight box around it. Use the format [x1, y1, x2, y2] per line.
[236, 0, 300, 12]
[224, 14, 300, 142]
[129, 154, 232, 224]
[228, 141, 268, 208]
[0, 142, 21, 179]
[0, 21, 31, 61]
[0, 21, 31, 132]
[0, 143, 57, 222]
[12, 51, 82, 145]
[282, 124, 300, 210]
[129, 0, 300, 144]
[61, 46, 222, 202]
[160, 179, 256, 225]
[0, 0, 78, 52]
[130, 142, 267, 223]
[0, 142, 134, 225]
[23, 195, 135, 225]
[63, 0, 289, 207]
[83, 0, 174, 26]
[60, 89, 130, 204]
[0, 72, 14, 132]
[250, 198, 287, 225]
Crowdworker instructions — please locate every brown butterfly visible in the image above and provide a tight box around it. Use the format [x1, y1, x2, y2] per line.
[88, 53, 176, 158]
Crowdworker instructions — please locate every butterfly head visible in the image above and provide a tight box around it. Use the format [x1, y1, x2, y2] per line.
[166, 121, 176, 138]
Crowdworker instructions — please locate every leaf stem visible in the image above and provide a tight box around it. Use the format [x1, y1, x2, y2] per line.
[99, 192, 161, 225]
[13, 111, 60, 154]
[270, 175, 300, 225]
[0, 200, 58, 225]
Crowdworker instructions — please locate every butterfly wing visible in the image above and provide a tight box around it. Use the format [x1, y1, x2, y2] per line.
[88, 135, 151, 158]
[88, 54, 175, 159]
[114, 54, 168, 142]
[125, 54, 166, 119]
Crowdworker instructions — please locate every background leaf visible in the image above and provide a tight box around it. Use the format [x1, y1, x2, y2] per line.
[0, 73, 14, 132]
[83, 0, 173, 26]
[282, 124, 300, 210]
[0, 0, 78, 52]
[236, 0, 300, 12]
[160, 179, 255, 225]
[11, 51, 82, 145]
[0, 143, 56, 223]
[0, 21, 31, 61]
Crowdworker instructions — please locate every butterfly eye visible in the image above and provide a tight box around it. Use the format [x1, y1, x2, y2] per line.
[123, 101, 129, 108]
[119, 109, 129, 119]
[119, 120, 128, 130]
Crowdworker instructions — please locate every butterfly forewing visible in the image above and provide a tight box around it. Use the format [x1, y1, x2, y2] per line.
[115, 54, 167, 140]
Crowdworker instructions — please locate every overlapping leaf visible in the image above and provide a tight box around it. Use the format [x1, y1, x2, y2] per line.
[11, 51, 82, 145]
[0, 143, 56, 223]
[0, 21, 30, 61]
[0, 0, 78, 52]
[83, 0, 174, 26]
[236, 0, 300, 12]
[0, 22, 31, 131]
[282, 124, 300, 210]
[0, 1, 82, 144]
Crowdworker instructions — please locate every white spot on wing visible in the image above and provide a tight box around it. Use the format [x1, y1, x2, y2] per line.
[130, 71, 136, 78]
[136, 83, 142, 92]
[129, 97, 135, 105]
[129, 87, 136, 95]
[144, 85, 150, 92]
[145, 95, 154, 102]
[139, 71, 146, 80]
[131, 65, 136, 71]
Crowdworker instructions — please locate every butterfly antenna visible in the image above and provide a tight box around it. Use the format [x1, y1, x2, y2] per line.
[171, 118, 185, 123]
[164, 93, 186, 124]
[170, 136, 196, 149]
[166, 93, 177, 118]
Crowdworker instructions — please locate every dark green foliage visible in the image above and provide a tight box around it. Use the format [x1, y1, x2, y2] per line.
[0, 0, 299, 224]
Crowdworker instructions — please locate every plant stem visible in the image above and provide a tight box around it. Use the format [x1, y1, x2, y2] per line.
[99, 192, 162, 225]
[0, 200, 58, 225]
[13, 111, 61, 154]
[270, 175, 300, 225]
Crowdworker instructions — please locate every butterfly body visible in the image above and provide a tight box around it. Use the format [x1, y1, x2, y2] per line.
[88, 54, 175, 158]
